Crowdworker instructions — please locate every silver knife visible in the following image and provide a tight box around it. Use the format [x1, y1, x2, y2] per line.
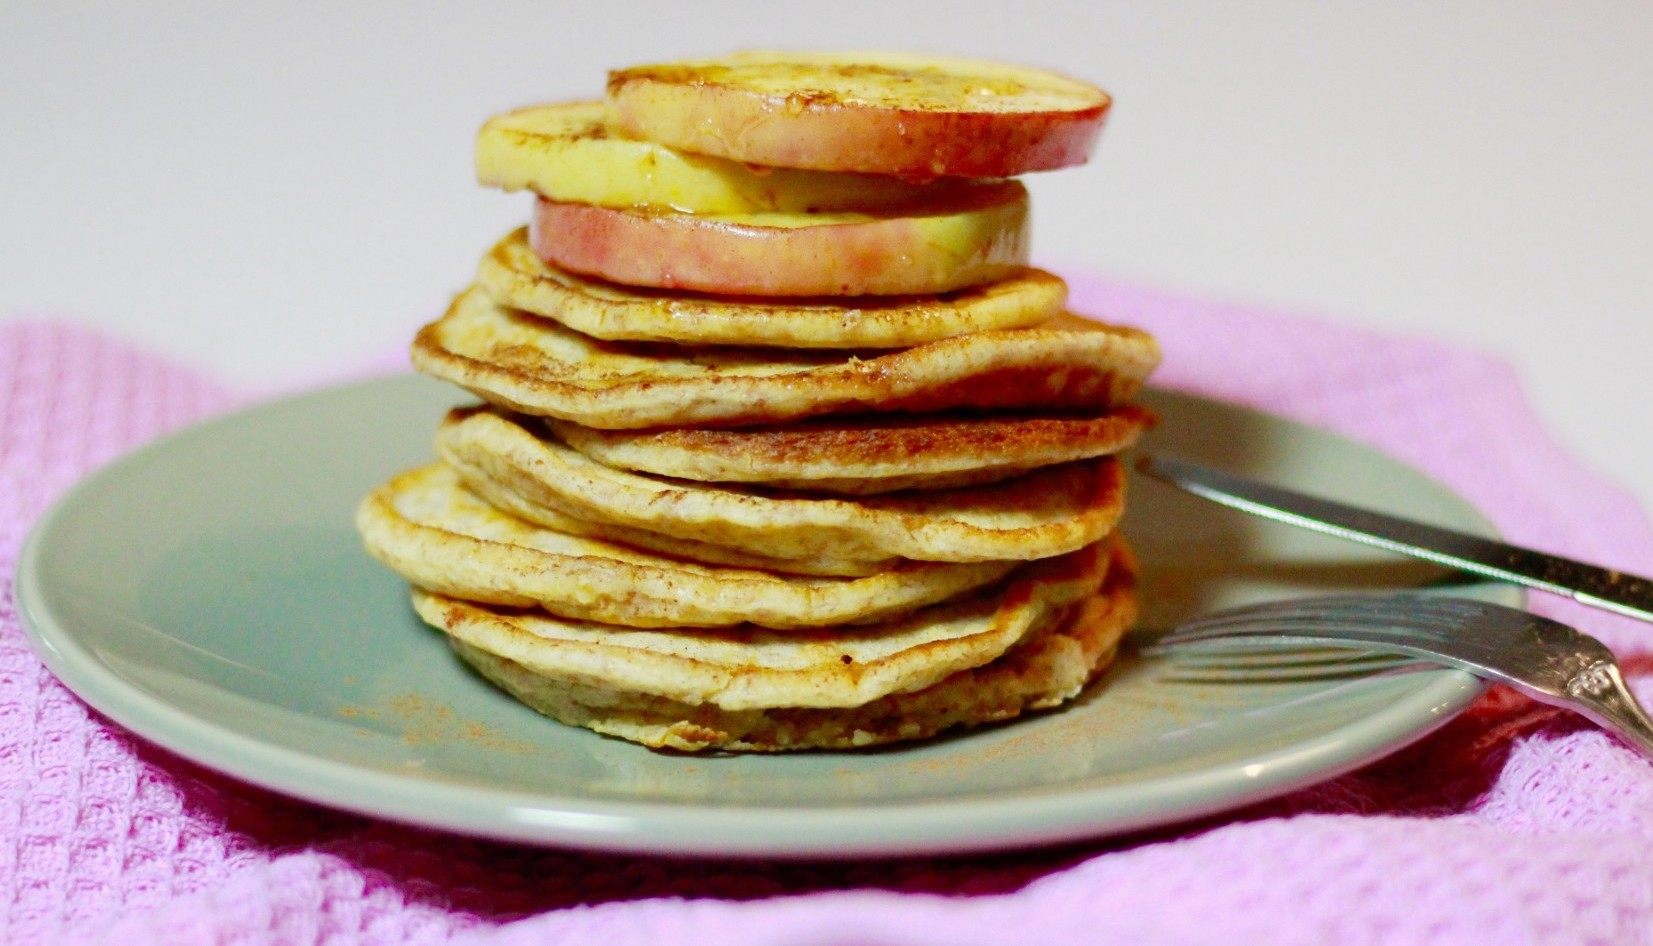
[1138, 454, 1653, 623]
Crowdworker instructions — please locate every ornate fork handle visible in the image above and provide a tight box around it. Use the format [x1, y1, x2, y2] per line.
[1560, 661, 1653, 758]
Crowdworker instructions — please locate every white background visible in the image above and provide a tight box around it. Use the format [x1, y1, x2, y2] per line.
[3, 2, 1650, 509]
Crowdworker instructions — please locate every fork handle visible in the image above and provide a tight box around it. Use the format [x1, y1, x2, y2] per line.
[1558, 662, 1653, 759]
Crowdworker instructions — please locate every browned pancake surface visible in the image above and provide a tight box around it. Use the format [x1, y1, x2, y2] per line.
[551, 405, 1152, 493]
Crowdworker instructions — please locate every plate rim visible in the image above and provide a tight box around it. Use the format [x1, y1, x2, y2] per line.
[13, 375, 1508, 857]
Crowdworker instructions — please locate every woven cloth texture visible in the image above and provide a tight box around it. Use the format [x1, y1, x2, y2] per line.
[2, 274, 1650, 945]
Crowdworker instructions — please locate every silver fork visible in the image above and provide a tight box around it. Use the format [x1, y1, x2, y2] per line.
[1148, 594, 1653, 758]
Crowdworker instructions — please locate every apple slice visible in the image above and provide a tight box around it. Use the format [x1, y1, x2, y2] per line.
[606, 51, 1109, 179]
[528, 181, 1029, 296]
[477, 101, 966, 214]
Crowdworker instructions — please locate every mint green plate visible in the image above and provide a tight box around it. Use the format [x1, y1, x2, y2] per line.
[14, 376, 1517, 857]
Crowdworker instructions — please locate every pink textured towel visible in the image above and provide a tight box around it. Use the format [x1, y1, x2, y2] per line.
[3, 275, 1651, 945]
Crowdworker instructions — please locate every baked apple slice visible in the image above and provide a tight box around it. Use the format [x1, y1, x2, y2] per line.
[478, 101, 962, 214]
[529, 180, 1029, 296]
[606, 51, 1109, 179]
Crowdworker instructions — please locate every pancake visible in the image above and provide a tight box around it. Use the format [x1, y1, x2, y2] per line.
[415, 538, 1114, 712]
[438, 406, 1127, 566]
[357, 464, 1013, 629]
[550, 405, 1151, 494]
[411, 287, 1161, 429]
[494, 503, 896, 577]
[444, 544, 1136, 751]
[476, 227, 1065, 348]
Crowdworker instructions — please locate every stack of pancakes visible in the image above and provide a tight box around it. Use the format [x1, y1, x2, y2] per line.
[357, 52, 1162, 751]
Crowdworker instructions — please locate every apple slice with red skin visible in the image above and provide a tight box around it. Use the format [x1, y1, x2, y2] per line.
[477, 101, 969, 214]
[528, 181, 1029, 297]
[606, 51, 1109, 180]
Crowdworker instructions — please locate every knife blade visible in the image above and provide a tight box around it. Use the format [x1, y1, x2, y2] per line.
[1138, 454, 1653, 623]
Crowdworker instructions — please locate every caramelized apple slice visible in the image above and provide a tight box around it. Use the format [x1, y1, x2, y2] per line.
[477, 101, 965, 214]
[606, 51, 1109, 179]
[529, 181, 1029, 296]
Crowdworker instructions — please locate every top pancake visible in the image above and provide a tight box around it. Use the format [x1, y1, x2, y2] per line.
[413, 287, 1161, 429]
[477, 228, 1065, 348]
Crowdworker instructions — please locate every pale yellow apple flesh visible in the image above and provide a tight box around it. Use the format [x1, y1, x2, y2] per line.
[477, 101, 974, 214]
[607, 51, 1109, 179]
[528, 181, 1030, 297]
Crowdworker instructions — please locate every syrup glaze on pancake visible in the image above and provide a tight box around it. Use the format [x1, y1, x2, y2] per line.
[438, 406, 1128, 565]
[411, 287, 1161, 429]
[357, 464, 1014, 629]
[445, 544, 1136, 751]
[550, 404, 1151, 494]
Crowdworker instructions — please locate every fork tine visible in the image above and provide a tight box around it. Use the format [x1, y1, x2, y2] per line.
[1179, 594, 1485, 629]
[1161, 616, 1456, 647]
[1163, 657, 1420, 686]
[1163, 650, 1410, 673]
[1158, 631, 1454, 668]
[1161, 595, 1588, 668]
[1158, 621, 1472, 658]
[1295, 598, 1495, 628]
[1143, 636, 1384, 660]
[1166, 606, 1548, 671]
[1171, 597, 1492, 641]
[1190, 594, 1489, 620]
[1172, 612, 1455, 639]
[1165, 647, 1399, 667]
[1161, 624, 1542, 686]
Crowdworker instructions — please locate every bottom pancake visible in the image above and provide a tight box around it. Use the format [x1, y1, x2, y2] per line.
[447, 548, 1136, 752]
